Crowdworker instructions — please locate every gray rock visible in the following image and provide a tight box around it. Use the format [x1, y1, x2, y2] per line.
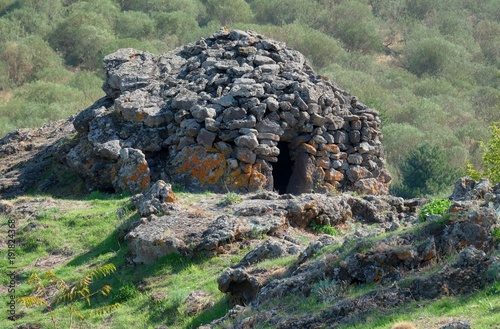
[131, 180, 178, 216]
[237, 238, 303, 267]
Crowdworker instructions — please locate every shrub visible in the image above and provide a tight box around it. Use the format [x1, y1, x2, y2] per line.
[471, 122, 500, 184]
[114, 11, 155, 39]
[418, 198, 453, 222]
[310, 222, 340, 236]
[217, 192, 243, 206]
[403, 36, 452, 77]
[250, 0, 321, 27]
[153, 11, 200, 43]
[49, 10, 116, 69]
[322, 1, 383, 53]
[205, 0, 253, 25]
[473, 20, 500, 66]
[395, 142, 462, 198]
[112, 283, 139, 303]
[1, 35, 64, 86]
[248, 23, 347, 69]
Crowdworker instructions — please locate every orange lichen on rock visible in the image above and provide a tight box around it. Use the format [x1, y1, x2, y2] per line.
[324, 144, 340, 153]
[165, 189, 178, 203]
[174, 146, 226, 186]
[248, 169, 267, 192]
[325, 169, 344, 183]
[228, 168, 251, 188]
[123, 162, 150, 190]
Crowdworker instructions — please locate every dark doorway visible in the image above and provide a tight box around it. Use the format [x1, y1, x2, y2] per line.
[272, 142, 294, 194]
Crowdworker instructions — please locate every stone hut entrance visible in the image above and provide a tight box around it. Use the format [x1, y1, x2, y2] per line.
[272, 142, 294, 194]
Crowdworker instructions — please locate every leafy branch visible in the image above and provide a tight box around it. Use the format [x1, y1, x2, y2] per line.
[18, 263, 120, 329]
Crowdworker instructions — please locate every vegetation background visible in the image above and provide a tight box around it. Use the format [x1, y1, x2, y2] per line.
[0, 0, 499, 198]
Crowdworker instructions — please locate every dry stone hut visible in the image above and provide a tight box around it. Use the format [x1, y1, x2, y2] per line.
[67, 28, 391, 195]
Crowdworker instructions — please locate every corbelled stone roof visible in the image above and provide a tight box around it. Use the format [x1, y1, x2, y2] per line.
[67, 28, 391, 194]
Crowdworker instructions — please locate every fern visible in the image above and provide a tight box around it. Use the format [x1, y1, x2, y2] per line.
[90, 303, 121, 317]
[18, 263, 119, 329]
[18, 296, 49, 308]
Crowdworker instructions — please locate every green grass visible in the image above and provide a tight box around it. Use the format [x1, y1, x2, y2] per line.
[2, 194, 499, 329]
[216, 192, 243, 207]
[0, 194, 248, 329]
[337, 281, 500, 329]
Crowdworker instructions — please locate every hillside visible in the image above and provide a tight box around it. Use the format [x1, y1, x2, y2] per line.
[0, 1, 500, 328]
[0, 173, 499, 328]
[0, 0, 499, 197]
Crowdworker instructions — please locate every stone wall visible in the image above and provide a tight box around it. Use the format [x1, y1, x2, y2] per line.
[67, 28, 391, 195]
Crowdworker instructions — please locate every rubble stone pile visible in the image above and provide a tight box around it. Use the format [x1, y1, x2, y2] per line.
[67, 28, 391, 194]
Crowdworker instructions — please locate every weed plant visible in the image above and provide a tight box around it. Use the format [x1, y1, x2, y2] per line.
[418, 198, 453, 222]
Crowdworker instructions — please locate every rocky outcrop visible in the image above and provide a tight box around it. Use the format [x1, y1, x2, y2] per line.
[125, 191, 415, 264]
[66, 28, 391, 195]
[0, 118, 80, 199]
[198, 177, 500, 328]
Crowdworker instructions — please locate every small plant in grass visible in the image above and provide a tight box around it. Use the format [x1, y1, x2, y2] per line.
[18, 263, 120, 329]
[492, 227, 500, 242]
[112, 283, 139, 303]
[217, 192, 243, 206]
[311, 279, 348, 302]
[418, 198, 453, 222]
[310, 222, 340, 236]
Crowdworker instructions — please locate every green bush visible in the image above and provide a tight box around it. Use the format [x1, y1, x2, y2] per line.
[205, 0, 253, 25]
[473, 20, 500, 66]
[322, 1, 383, 53]
[217, 192, 243, 206]
[310, 223, 339, 236]
[478, 122, 500, 184]
[49, 10, 116, 69]
[251, 0, 321, 27]
[153, 11, 200, 43]
[248, 23, 347, 70]
[115, 11, 155, 39]
[1, 35, 64, 86]
[112, 283, 139, 303]
[403, 35, 455, 77]
[394, 142, 462, 198]
[418, 198, 453, 222]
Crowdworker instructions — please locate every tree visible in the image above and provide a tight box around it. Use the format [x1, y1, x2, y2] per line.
[1, 35, 63, 86]
[115, 10, 155, 39]
[394, 142, 461, 198]
[205, 0, 253, 25]
[477, 122, 500, 183]
[321, 0, 383, 53]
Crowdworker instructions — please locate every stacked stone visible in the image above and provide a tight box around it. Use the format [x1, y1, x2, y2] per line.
[68, 28, 391, 195]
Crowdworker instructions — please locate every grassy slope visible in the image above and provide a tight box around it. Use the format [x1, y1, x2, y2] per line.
[1, 193, 499, 329]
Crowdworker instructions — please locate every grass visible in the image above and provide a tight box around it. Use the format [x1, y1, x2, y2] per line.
[0, 193, 252, 329]
[337, 281, 500, 329]
[2, 193, 499, 329]
[216, 192, 243, 207]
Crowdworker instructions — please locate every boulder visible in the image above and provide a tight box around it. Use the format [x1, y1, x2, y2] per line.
[131, 180, 178, 217]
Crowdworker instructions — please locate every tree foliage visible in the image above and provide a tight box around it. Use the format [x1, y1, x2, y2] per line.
[476, 122, 500, 184]
[0, 0, 499, 199]
[393, 142, 462, 198]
